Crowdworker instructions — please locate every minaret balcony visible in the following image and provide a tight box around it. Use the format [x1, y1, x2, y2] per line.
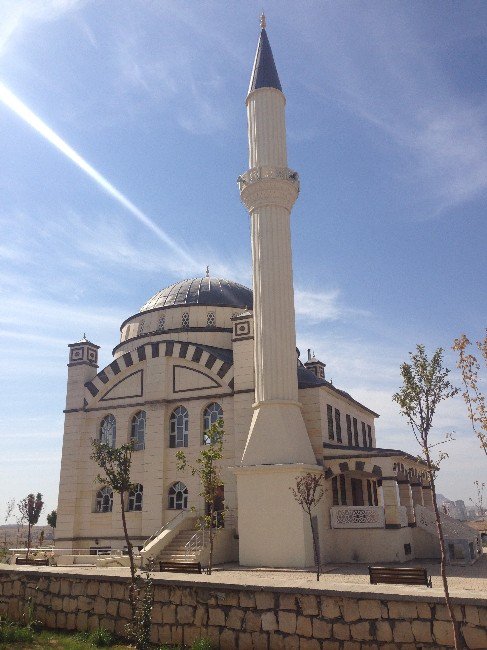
[238, 165, 300, 193]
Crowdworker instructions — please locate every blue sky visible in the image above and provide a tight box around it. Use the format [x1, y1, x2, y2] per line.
[1, 1, 486, 525]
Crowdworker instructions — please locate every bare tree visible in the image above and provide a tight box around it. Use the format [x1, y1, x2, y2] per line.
[18, 493, 43, 560]
[393, 345, 461, 649]
[3, 498, 15, 550]
[453, 332, 487, 456]
[290, 473, 324, 581]
[470, 481, 485, 518]
[176, 419, 224, 575]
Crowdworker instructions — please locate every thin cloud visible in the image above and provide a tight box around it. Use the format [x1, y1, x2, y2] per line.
[294, 288, 368, 324]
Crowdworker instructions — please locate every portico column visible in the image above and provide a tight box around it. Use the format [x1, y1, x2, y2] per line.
[422, 484, 435, 509]
[381, 477, 402, 528]
[398, 480, 415, 525]
[410, 482, 424, 507]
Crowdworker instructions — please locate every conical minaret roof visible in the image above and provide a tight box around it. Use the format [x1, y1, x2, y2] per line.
[248, 15, 282, 94]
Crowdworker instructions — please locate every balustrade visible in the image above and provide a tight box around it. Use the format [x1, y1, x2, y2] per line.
[330, 506, 385, 529]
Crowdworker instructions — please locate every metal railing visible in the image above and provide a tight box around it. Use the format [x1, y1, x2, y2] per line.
[185, 530, 207, 558]
[141, 510, 187, 552]
[237, 166, 300, 192]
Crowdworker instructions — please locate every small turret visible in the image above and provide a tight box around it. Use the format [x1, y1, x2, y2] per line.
[304, 348, 326, 380]
[65, 335, 99, 410]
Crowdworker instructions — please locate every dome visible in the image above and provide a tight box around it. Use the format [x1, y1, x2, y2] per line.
[140, 277, 253, 312]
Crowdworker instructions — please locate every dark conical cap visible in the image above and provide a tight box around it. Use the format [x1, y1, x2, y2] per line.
[248, 16, 282, 95]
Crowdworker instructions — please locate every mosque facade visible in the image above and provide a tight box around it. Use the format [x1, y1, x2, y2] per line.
[55, 19, 481, 567]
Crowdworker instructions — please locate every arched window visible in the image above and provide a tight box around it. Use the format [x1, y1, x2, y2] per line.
[128, 484, 143, 511]
[202, 402, 223, 444]
[131, 411, 146, 451]
[169, 406, 188, 448]
[100, 414, 116, 448]
[96, 487, 113, 513]
[168, 482, 188, 510]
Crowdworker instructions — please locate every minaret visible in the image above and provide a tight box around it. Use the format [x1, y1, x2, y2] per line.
[235, 16, 323, 568]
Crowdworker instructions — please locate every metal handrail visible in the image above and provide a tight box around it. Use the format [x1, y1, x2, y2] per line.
[142, 510, 186, 551]
[185, 530, 207, 558]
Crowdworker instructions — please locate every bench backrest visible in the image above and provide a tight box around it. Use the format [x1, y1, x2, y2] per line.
[369, 566, 431, 586]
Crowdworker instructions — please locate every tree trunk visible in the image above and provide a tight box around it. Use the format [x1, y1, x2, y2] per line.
[425, 451, 464, 649]
[208, 503, 215, 575]
[26, 523, 32, 560]
[120, 492, 136, 620]
[308, 512, 320, 581]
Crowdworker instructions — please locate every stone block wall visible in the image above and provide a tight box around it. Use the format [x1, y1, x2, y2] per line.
[0, 569, 486, 649]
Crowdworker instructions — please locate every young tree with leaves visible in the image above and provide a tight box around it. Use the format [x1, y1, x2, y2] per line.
[470, 481, 485, 518]
[290, 473, 324, 581]
[393, 345, 461, 649]
[453, 331, 487, 456]
[46, 509, 57, 533]
[91, 441, 137, 613]
[176, 418, 224, 575]
[18, 493, 43, 560]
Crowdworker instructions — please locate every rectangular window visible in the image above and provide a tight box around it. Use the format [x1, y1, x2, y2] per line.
[331, 476, 339, 505]
[366, 479, 373, 506]
[367, 424, 373, 447]
[339, 474, 347, 505]
[372, 481, 378, 506]
[353, 418, 359, 446]
[327, 404, 334, 440]
[362, 421, 367, 447]
[334, 409, 342, 443]
[346, 414, 352, 446]
[351, 478, 364, 506]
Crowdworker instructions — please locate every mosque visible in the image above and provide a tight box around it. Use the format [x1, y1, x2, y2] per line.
[55, 18, 481, 568]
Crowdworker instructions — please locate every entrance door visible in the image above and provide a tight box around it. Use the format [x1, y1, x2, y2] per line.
[351, 478, 364, 506]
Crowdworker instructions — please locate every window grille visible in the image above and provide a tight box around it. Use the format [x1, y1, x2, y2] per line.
[335, 408, 342, 443]
[339, 474, 347, 505]
[331, 476, 339, 506]
[346, 414, 352, 446]
[203, 402, 223, 444]
[157, 316, 165, 332]
[139, 320, 145, 335]
[207, 312, 216, 328]
[131, 411, 146, 451]
[100, 414, 116, 448]
[367, 424, 373, 447]
[182, 312, 190, 329]
[327, 405, 334, 440]
[96, 487, 113, 512]
[353, 417, 359, 446]
[169, 406, 189, 448]
[128, 484, 143, 511]
[168, 481, 188, 509]
[362, 421, 368, 447]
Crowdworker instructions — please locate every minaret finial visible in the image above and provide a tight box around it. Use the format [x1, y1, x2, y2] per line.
[260, 13, 266, 30]
[206, 265, 210, 278]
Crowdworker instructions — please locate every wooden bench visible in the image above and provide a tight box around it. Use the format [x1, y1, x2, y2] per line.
[368, 565, 432, 588]
[15, 557, 50, 566]
[159, 561, 202, 574]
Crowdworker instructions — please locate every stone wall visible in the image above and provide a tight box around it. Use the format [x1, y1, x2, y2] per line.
[0, 568, 486, 649]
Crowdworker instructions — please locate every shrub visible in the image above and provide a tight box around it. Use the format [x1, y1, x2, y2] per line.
[0, 617, 35, 643]
[88, 627, 115, 647]
[191, 639, 213, 650]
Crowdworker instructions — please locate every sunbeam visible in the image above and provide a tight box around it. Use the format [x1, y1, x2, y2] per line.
[0, 82, 198, 269]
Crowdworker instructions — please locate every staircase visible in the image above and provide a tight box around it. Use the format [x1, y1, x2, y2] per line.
[158, 529, 202, 562]
[415, 504, 482, 564]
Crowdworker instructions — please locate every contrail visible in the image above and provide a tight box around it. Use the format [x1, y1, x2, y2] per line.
[0, 82, 197, 268]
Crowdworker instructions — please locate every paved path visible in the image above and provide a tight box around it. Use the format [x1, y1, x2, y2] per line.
[3, 555, 487, 602]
